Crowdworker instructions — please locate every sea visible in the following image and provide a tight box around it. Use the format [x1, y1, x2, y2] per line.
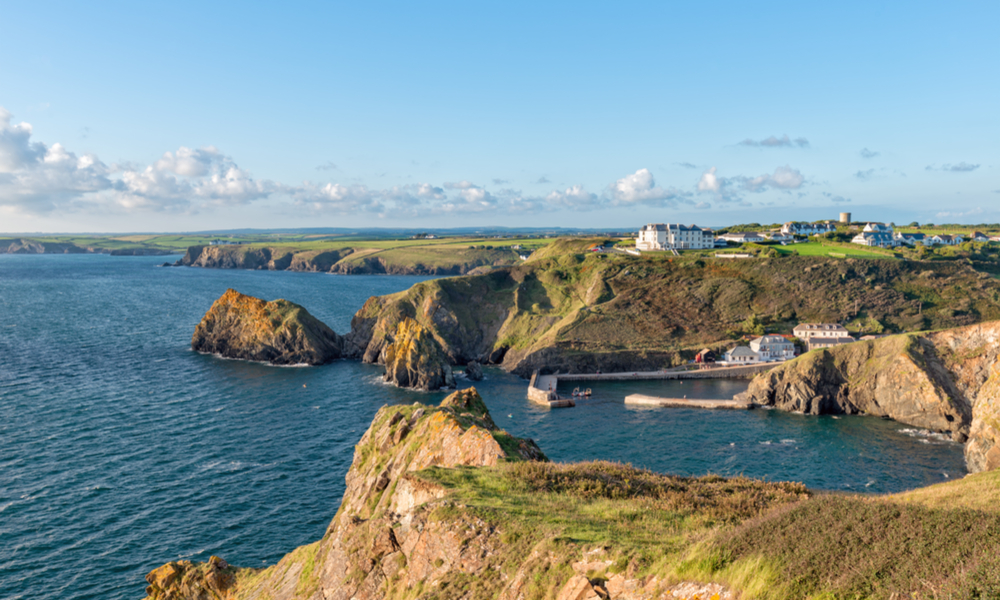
[0, 254, 967, 600]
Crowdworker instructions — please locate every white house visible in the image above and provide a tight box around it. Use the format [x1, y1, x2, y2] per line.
[928, 234, 963, 246]
[724, 346, 760, 364]
[863, 222, 894, 233]
[762, 232, 794, 242]
[793, 323, 854, 351]
[971, 231, 990, 242]
[749, 335, 796, 362]
[894, 232, 927, 246]
[718, 232, 765, 243]
[781, 221, 837, 236]
[852, 231, 898, 248]
[636, 223, 715, 251]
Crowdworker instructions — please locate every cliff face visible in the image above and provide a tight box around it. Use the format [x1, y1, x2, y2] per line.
[344, 247, 1000, 377]
[191, 289, 343, 365]
[143, 388, 813, 600]
[381, 318, 456, 391]
[746, 321, 1000, 472]
[175, 245, 520, 275]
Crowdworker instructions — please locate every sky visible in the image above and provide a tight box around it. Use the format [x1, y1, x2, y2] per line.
[0, 1, 997, 233]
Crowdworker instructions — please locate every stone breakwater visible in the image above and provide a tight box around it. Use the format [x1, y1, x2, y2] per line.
[746, 321, 1000, 473]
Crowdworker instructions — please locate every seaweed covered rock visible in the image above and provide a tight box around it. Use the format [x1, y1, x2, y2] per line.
[144, 556, 237, 600]
[381, 317, 455, 390]
[191, 289, 342, 365]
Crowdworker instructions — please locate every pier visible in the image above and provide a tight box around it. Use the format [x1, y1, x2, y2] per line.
[527, 363, 774, 409]
[624, 394, 752, 410]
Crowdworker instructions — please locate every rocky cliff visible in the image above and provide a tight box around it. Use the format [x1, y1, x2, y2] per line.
[344, 243, 1000, 377]
[142, 388, 813, 600]
[175, 244, 520, 275]
[746, 321, 1000, 472]
[381, 318, 456, 390]
[191, 289, 343, 365]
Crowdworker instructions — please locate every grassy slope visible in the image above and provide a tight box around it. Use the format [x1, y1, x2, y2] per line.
[365, 239, 1000, 371]
[414, 461, 1000, 600]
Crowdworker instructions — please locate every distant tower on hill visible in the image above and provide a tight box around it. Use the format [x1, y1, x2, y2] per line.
[839, 212, 852, 224]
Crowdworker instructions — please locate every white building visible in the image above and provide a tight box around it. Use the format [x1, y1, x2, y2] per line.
[928, 234, 963, 246]
[781, 221, 837, 236]
[894, 232, 927, 246]
[749, 335, 796, 362]
[793, 323, 855, 351]
[724, 346, 760, 364]
[717, 232, 765, 243]
[636, 223, 715, 250]
[852, 231, 898, 248]
[762, 232, 794, 242]
[863, 222, 894, 233]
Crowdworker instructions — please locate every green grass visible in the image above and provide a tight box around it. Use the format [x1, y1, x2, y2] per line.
[775, 241, 897, 259]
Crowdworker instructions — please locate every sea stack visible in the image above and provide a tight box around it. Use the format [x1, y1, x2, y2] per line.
[381, 318, 456, 390]
[192, 289, 343, 365]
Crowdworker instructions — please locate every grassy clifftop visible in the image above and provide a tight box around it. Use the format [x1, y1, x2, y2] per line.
[348, 245, 1000, 375]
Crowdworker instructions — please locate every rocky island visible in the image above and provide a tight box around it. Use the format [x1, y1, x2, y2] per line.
[143, 387, 1000, 600]
[191, 289, 343, 365]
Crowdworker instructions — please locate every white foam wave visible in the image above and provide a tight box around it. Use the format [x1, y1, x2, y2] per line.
[899, 428, 953, 443]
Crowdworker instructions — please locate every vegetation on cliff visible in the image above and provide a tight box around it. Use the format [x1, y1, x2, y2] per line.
[747, 321, 1000, 473]
[191, 289, 343, 365]
[347, 239, 1000, 375]
[143, 388, 1000, 600]
[381, 318, 456, 390]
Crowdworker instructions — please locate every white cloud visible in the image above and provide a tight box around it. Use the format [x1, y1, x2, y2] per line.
[697, 167, 720, 192]
[606, 168, 684, 206]
[926, 162, 980, 173]
[546, 185, 600, 208]
[442, 180, 478, 190]
[740, 165, 805, 192]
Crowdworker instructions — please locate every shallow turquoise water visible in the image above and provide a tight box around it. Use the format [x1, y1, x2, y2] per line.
[0, 254, 966, 600]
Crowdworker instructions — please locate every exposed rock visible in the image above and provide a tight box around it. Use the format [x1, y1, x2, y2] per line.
[746, 321, 1000, 473]
[465, 360, 484, 381]
[144, 556, 236, 600]
[381, 318, 455, 390]
[191, 289, 342, 365]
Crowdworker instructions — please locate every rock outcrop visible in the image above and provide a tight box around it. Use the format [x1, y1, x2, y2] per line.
[380, 318, 455, 390]
[191, 289, 343, 365]
[144, 388, 812, 600]
[746, 321, 1000, 472]
[465, 361, 484, 381]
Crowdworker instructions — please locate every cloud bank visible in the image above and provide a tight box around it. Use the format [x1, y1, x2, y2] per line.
[738, 135, 809, 148]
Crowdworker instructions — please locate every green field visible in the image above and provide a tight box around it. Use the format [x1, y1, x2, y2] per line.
[774, 241, 897, 259]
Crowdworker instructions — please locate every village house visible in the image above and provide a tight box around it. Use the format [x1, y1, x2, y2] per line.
[761, 232, 794, 242]
[894, 232, 927, 245]
[793, 323, 855, 351]
[717, 231, 765, 243]
[635, 223, 715, 251]
[780, 221, 837, 236]
[852, 231, 898, 248]
[724, 346, 760, 364]
[928, 234, 963, 246]
[863, 222, 894, 233]
[749, 335, 796, 361]
[971, 232, 990, 242]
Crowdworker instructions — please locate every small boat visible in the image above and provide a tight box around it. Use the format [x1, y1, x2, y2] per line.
[572, 387, 581, 397]
[584, 388, 592, 396]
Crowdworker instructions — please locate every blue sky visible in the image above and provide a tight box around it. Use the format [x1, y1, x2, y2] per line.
[1, 1, 997, 232]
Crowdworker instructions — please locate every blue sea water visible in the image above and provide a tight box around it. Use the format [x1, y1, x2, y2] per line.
[0, 254, 966, 600]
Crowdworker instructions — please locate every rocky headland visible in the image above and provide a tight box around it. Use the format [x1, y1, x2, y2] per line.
[343, 239, 1000, 377]
[191, 289, 343, 365]
[174, 244, 521, 275]
[380, 318, 456, 391]
[747, 321, 1000, 472]
[142, 387, 1000, 600]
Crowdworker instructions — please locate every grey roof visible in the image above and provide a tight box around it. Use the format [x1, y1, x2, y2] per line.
[727, 346, 758, 357]
[753, 335, 792, 344]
